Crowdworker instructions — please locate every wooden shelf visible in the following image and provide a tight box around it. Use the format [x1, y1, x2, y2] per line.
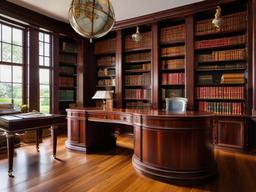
[195, 28, 246, 38]
[161, 84, 185, 87]
[96, 65, 115, 68]
[160, 39, 185, 46]
[97, 75, 116, 79]
[125, 60, 151, 64]
[96, 85, 115, 88]
[196, 67, 246, 72]
[95, 50, 116, 56]
[59, 62, 77, 67]
[197, 59, 247, 64]
[195, 43, 246, 51]
[125, 70, 151, 74]
[124, 47, 151, 53]
[196, 83, 245, 87]
[124, 98, 150, 101]
[124, 85, 151, 89]
[161, 68, 185, 72]
[161, 55, 185, 59]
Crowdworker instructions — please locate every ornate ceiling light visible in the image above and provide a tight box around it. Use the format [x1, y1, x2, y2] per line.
[132, 26, 142, 42]
[212, 6, 222, 31]
[69, 0, 115, 42]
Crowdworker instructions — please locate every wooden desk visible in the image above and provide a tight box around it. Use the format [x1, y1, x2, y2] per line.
[66, 108, 217, 185]
[0, 113, 66, 177]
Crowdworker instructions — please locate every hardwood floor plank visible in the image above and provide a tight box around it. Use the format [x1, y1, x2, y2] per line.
[0, 136, 256, 192]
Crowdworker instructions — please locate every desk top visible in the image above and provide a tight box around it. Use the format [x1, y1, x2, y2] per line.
[0, 112, 66, 132]
[66, 108, 213, 118]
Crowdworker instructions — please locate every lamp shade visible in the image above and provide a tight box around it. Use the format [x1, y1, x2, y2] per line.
[69, 0, 115, 42]
[92, 90, 112, 99]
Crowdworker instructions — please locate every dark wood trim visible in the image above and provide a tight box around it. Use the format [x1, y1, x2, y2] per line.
[22, 27, 28, 105]
[77, 39, 85, 107]
[185, 16, 194, 110]
[116, 30, 123, 108]
[251, 0, 256, 115]
[113, 0, 240, 30]
[52, 33, 59, 114]
[151, 23, 159, 109]
[28, 28, 39, 111]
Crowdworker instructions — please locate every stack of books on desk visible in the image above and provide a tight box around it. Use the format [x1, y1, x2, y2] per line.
[220, 73, 245, 84]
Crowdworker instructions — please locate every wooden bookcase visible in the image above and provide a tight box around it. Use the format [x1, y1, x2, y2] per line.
[86, 0, 254, 151]
[122, 26, 152, 109]
[194, 3, 248, 149]
[159, 20, 186, 109]
[94, 34, 116, 107]
[58, 36, 78, 114]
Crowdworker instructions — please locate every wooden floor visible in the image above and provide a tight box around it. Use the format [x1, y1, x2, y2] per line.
[0, 136, 256, 192]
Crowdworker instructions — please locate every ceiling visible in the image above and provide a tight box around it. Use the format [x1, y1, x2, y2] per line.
[7, 0, 204, 23]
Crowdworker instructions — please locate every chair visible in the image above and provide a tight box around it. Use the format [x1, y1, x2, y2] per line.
[165, 97, 188, 113]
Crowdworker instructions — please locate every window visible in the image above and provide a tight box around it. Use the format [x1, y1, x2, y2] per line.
[0, 23, 23, 106]
[39, 32, 52, 113]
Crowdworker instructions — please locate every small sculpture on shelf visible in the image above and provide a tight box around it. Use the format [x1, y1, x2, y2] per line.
[212, 6, 222, 31]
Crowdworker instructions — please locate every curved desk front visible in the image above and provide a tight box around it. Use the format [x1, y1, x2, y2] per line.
[66, 108, 217, 185]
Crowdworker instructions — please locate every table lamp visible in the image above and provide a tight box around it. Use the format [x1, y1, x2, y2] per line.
[92, 90, 113, 110]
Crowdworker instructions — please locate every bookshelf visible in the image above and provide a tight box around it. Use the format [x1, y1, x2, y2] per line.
[194, 3, 248, 149]
[123, 27, 152, 109]
[94, 36, 116, 107]
[58, 36, 78, 114]
[159, 21, 186, 109]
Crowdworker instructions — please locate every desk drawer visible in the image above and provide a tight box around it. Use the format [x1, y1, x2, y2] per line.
[88, 113, 132, 124]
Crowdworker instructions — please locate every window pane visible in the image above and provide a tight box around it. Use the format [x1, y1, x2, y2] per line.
[44, 43, 50, 56]
[39, 32, 44, 41]
[39, 69, 49, 84]
[0, 65, 11, 82]
[40, 85, 49, 97]
[2, 25, 11, 43]
[12, 45, 23, 64]
[2, 43, 12, 62]
[13, 66, 22, 83]
[13, 83, 22, 98]
[44, 34, 50, 43]
[40, 97, 49, 113]
[0, 83, 12, 102]
[39, 42, 44, 55]
[12, 28, 23, 46]
[45, 57, 50, 66]
[39, 56, 44, 66]
[13, 98, 22, 106]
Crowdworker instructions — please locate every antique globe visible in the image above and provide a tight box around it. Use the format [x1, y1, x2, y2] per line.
[69, 0, 115, 42]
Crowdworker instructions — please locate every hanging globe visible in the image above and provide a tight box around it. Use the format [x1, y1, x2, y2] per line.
[69, 0, 115, 42]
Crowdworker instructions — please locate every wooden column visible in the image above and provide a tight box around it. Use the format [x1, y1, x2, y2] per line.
[251, 0, 256, 115]
[116, 30, 123, 108]
[22, 28, 29, 105]
[52, 33, 59, 114]
[152, 23, 159, 109]
[185, 16, 195, 110]
[29, 28, 39, 111]
[77, 38, 85, 107]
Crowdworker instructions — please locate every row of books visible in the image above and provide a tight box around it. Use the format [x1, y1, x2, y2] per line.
[196, 86, 244, 99]
[220, 73, 245, 84]
[125, 63, 151, 72]
[59, 54, 77, 64]
[195, 11, 246, 35]
[59, 66, 76, 75]
[97, 68, 115, 77]
[125, 89, 151, 100]
[160, 24, 185, 43]
[195, 35, 246, 49]
[61, 41, 77, 53]
[97, 78, 116, 86]
[97, 56, 116, 67]
[125, 52, 151, 62]
[198, 101, 244, 115]
[125, 73, 151, 86]
[161, 59, 184, 70]
[197, 63, 246, 71]
[162, 88, 184, 99]
[95, 38, 116, 54]
[197, 48, 246, 62]
[59, 90, 75, 101]
[125, 101, 151, 109]
[59, 77, 74, 87]
[125, 31, 151, 50]
[161, 46, 185, 57]
[162, 73, 185, 85]
[197, 74, 214, 85]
